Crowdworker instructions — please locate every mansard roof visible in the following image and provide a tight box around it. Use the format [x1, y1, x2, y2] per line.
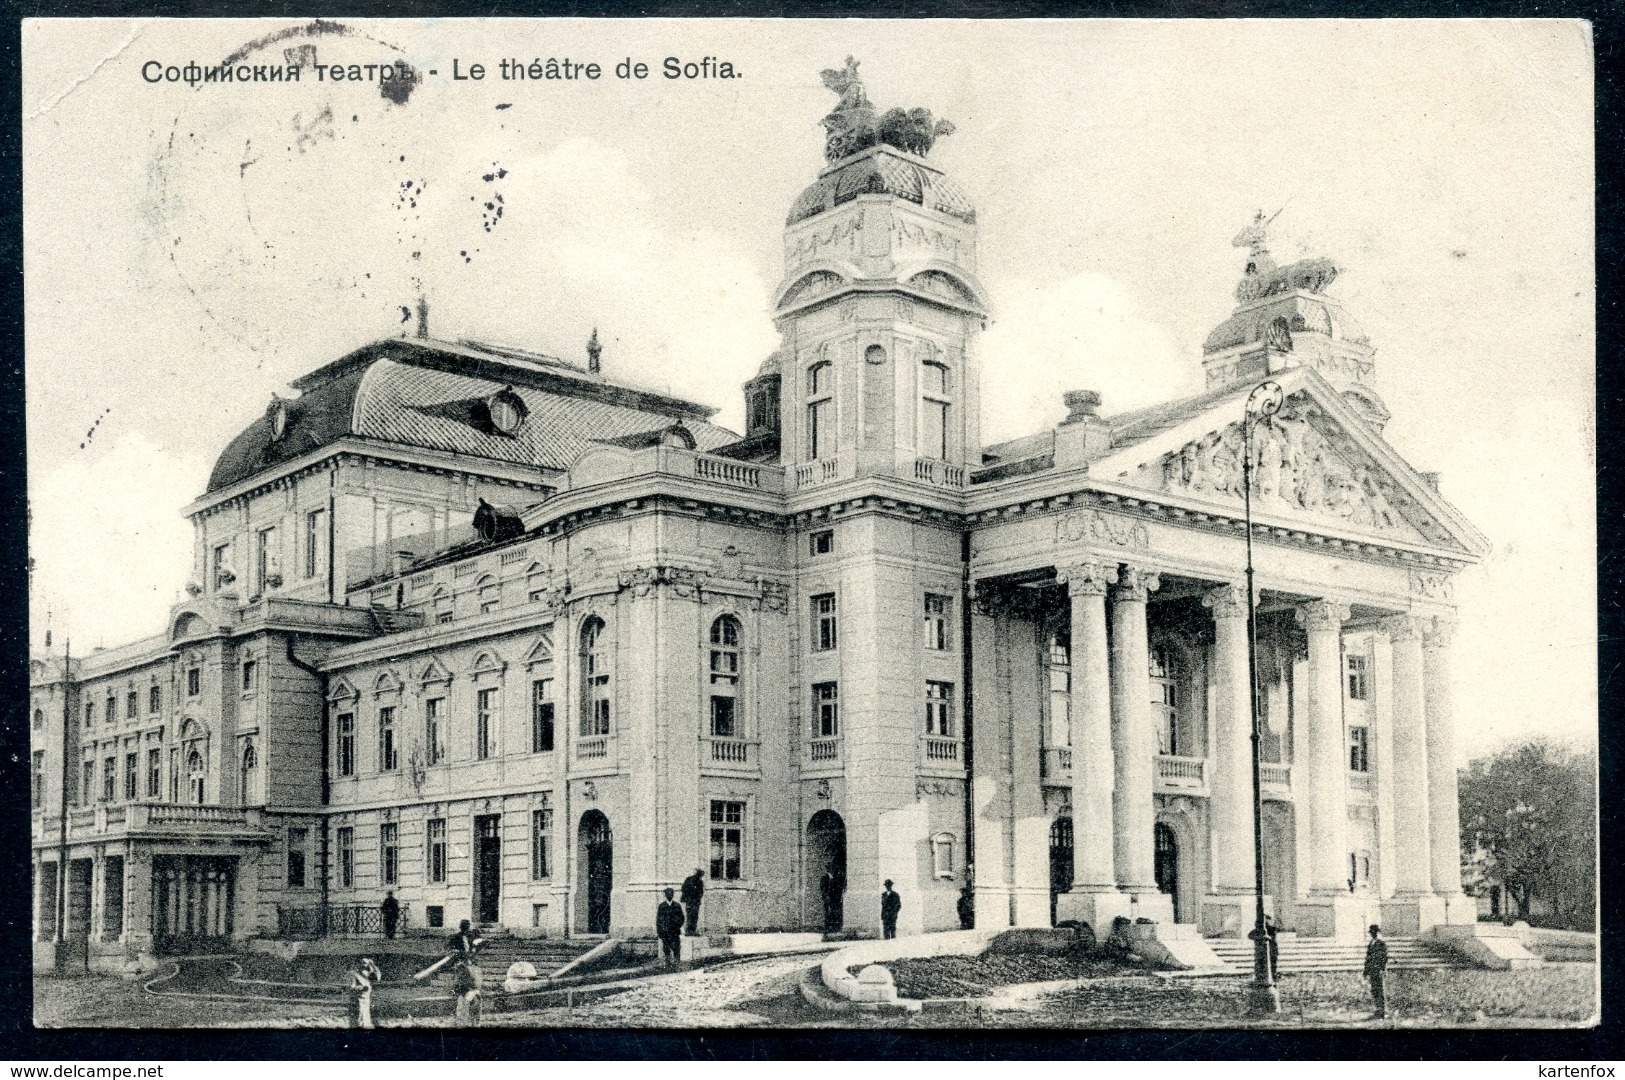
[206, 337, 739, 494]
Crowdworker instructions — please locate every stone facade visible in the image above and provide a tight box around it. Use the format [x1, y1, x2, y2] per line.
[32, 74, 1489, 974]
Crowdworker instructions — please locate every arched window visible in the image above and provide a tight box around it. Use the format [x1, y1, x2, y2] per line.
[1150, 646, 1179, 756]
[432, 588, 452, 625]
[149, 685, 161, 714]
[580, 617, 611, 738]
[864, 344, 887, 365]
[477, 575, 502, 615]
[32, 707, 42, 730]
[805, 361, 833, 461]
[187, 748, 206, 805]
[239, 740, 257, 805]
[708, 615, 742, 738]
[921, 357, 952, 461]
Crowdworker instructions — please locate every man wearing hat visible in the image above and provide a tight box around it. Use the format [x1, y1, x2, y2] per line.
[656, 887, 685, 966]
[880, 880, 902, 940]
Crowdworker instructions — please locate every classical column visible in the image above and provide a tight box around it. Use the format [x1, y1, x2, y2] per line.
[1204, 585, 1254, 897]
[1384, 616, 1432, 897]
[969, 588, 1012, 928]
[1058, 561, 1116, 893]
[1109, 566, 1160, 896]
[1424, 617, 1465, 902]
[1297, 599, 1351, 898]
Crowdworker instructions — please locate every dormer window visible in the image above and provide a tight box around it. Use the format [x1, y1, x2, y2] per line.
[487, 388, 527, 436]
[269, 398, 288, 441]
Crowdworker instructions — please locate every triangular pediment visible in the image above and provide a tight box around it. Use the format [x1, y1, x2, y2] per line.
[1092, 369, 1487, 555]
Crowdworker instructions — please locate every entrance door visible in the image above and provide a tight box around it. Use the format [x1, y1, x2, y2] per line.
[1154, 822, 1179, 923]
[474, 814, 502, 925]
[151, 855, 237, 954]
[578, 810, 612, 935]
[1049, 818, 1074, 926]
[805, 809, 846, 931]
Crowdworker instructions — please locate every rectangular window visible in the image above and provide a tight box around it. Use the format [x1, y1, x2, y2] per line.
[813, 682, 839, 738]
[187, 668, 200, 697]
[582, 634, 612, 738]
[31, 751, 44, 810]
[924, 593, 952, 651]
[148, 685, 161, 714]
[212, 542, 231, 591]
[102, 757, 115, 802]
[241, 660, 257, 692]
[123, 752, 138, 801]
[255, 526, 277, 595]
[809, 529, 834, 556]
[85, 700, 94, 726]
[337, 827, 354, 888]
[425, 697, 445, 765]
[82, 760, 94, 808]
[811, 593, 837, 652]
[1346, 654, 1370, 701]
[710, 696, 737, 739]
[168, 749, 178, 803]
[380, 822, 399, 886]
[531, 800, 553, 880]
[709, 800, 744, 881]
[806, 399, 830, 461]
[1349, 725, 1370, 773]
[146, 748, 161, 798]
[126, 691, 138, 720]
[531, 680, 554, 753]
[476, 688, 498, 760]
[287, 826, 308, 887]
[427, 818, 447, 883]
[925, 681, 954, 737]
[304, 508, 327, 580]
[378, 706, 398, 771]
[336, 712, 355, 777]
[105, 695, 115, 724]
[921, 399, 949, 461]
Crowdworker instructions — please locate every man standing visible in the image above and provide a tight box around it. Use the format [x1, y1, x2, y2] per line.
[880, 880, 902, 940]
[446, 920, 484, 1027]
[1363, 923, 1390, 1020]
[681, 868, 706, 937]
[380, 891, 400, 940]
[819, 868, 845, 933]
[1263, 913, 1280, 982]
[656, 887, 685, 967]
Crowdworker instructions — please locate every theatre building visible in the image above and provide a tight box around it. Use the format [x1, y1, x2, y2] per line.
[32, 65, 1488, 974]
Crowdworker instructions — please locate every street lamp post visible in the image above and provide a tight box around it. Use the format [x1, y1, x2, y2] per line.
[1242, 377, 1285, 1016]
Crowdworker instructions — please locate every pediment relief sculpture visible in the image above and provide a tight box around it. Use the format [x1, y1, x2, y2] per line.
[1139, 396, 1448, 544]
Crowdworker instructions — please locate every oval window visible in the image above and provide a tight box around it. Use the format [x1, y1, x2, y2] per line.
[488, 390, 526, 435]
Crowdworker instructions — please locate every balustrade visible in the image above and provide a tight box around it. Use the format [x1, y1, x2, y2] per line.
[576, 737, 609, 761]
[706, 737, 754, 766]
[807, 737, 840, 764]
[1154, 754, 1208, 794]
[921, 737, 961, 765]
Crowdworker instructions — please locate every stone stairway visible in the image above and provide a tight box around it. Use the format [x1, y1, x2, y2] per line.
[1205, 933, 1465, 973]
[424, 932, 607, 988]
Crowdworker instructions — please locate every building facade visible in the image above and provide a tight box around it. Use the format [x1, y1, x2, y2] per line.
[32, 65, 1488, 973]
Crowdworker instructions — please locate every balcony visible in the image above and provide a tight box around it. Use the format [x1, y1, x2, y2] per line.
[913, 457, 966, 489]
[919, 736, 964, 774]
[806, 736, 841, 767]
[1261, 762, 1292, 799]
[703, 737, 757, 772]
[1042, 746, 1073, 782]
[576, 737, 610, 761]
[1154, 755, 1208, 796]
[1348, 771, 1375, 794]
[33, 802, 269, 845]
[795, 457, 841, 489]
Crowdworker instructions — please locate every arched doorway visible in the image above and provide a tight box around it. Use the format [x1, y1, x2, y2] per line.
[1048, 817, 1074, 926]
[1154, 822, 1179, 922]
[806, 810, 846, 932]
[577, 810, 613, 935]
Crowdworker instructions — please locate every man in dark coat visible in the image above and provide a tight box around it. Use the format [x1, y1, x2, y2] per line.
[656, 887, 685, 966]
[447, 920, 484, 1026]
[681, 868, 706, 937]
[880, 879, 902, 939]
[1263, 914, 1280, 981]
[956, 882, 975, 930]
[380, 891, 400, 940]
[819, 869, 845, 933]
[1363, 923, 1390, 1019]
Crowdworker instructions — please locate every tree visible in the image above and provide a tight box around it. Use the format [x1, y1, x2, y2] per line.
[1458, 739, 1596, 927]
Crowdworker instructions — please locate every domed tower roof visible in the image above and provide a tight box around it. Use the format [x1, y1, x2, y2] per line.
[787, 150, 975, 226]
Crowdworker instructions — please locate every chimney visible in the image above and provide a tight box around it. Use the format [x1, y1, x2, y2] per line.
[415, 296, 429, 340]
[587, 328, 602, 374]
[1054, 389, 1113, 466]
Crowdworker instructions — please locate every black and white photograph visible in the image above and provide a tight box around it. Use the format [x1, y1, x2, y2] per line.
[22, 17, 1597, 1031]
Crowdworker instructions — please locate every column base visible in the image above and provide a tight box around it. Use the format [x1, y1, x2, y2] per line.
[1011, 886, 1052, 929]
[1429, 920, 1543, 969]
[1199, 893, 1276, 938]
[1054, 889, 1134, 934]
[1379, 893, 1449, 936]
[973, 885, 1012, 931]
[1293, 893, 1374, 942]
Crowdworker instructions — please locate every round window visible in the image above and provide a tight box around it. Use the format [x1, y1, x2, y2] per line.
[488, 390, 525, 435]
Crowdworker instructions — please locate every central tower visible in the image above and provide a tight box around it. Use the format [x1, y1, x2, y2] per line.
[765, 58, 989, 490]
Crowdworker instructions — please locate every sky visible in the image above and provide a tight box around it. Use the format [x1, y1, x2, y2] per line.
[22, 18, 1595, 762]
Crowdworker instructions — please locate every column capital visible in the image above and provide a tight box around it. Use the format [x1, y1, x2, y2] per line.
[1058, 561, 1116, 597]
[1202, 583, 1249, 621]
[1296, 599, 1351, 633]
[1112, 566, 1161, 603]
[1423, 616, 1458, 651]
[1381, 614, 1428, 644]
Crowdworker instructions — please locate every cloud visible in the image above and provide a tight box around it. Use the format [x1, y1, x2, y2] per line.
[30, 434, 198, 649]
[977, 272, 1198, 445]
